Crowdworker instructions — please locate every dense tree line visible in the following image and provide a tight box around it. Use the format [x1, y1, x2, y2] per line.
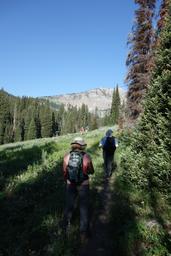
[57, 103, 99, 135]
[122, 0, 171, 190]
[0, 89, 99, 144]
[120, 1, 171, 252]
[0, 90, 56, 144]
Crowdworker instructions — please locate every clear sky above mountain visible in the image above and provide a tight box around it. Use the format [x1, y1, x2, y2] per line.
[0, 0, 136, 97]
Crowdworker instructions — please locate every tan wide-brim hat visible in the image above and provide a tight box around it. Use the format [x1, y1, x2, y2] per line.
[71, 137, 87, 148]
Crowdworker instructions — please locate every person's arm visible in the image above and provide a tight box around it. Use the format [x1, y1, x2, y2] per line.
[83, 154, 94, 175]
[115, 137, 118, 147]
[99, 137, 106, 148]
[99, 138, 103, 148]
[63, 153, 70, 180]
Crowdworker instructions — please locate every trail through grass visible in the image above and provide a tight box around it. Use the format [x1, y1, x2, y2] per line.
[0, 131, 124, 256]
[0, 129, 157, 256]
[0, 131, 108, 256]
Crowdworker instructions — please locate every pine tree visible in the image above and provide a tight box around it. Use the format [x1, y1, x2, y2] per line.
[110, 85, 121, 124]
[52, 112, 58, 136]
[19, 118, 25, 141]
[126, 0, 156, 120]
[57, 104, 65, 135]
[122, 0, 171, 192]
[40, 106, 53, 138]
[0, 90, 12, 144]
[157, 0, 170, 32]
[35, 115, 41, 138]
[120, 4, 171, 252]
[14, 100, 25, 142]
[3, 112, 13, 144]
[27, 118, 37, 140]
[90, 110, 98, 130]
[79, 104, 89, 128]
[24, 108, 33, 140]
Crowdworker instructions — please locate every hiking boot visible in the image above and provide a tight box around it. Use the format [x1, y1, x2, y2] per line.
[58, 219, 71, 237]
[104, 174, 110, 180]
[104, 173, 108, 178]
[80, 232, 88, 245]
[108, 171, 112, 177]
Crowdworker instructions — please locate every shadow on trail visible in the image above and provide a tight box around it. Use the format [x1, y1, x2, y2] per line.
[80, 175, 140, 256]
[108, 179, 140, 256]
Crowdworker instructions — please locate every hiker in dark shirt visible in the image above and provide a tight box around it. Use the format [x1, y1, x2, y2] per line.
[99, 129, 117, 178]
[62, 137, 94, 241]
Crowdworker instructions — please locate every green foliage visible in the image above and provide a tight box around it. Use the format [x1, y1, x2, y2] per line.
[40, 106, 53, 138]
[110, 85, 121, 125]
[27, 118, 37, 140]
[118, 5, 171, 254]
[0, 90, 13, 144]
[1, 125, 171, 255]
[123, 4, 171, 191]
[0, 90, 103, 144]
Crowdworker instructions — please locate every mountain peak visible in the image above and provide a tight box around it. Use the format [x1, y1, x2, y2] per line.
[45, 87, 126, 115]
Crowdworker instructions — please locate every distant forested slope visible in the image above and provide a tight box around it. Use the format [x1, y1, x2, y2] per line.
[0, 89, 100, 144]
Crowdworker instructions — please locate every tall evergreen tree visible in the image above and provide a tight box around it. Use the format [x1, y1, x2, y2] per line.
[79, 104, 89, 128]
[20, 118, 25, 141]
[27, 118, 37, 140]
[52, 112, 58, 136]
[90, 112, 98, 130]
[35, 114, 41, 138]
[126, 0, 156, 120]
[57, 104, 65, 135]
[24, 108, 33, 140]
[3, 112, 13, 144]
[14, 100, 25, 142]
[120, 4, 171, 252]
[0, 91, 12, 144]
[110, 85, 121, 124]
[122, 0, 171, 193]
[40, 106, 53, 138]
[157, 0, 170, 32]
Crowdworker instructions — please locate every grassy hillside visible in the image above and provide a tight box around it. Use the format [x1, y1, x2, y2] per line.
[1, 128, 170, 256]
[0, 129, 108, 256]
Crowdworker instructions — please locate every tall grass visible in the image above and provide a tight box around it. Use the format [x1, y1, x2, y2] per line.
[0, 130, 106, 256]
[1, 128, 157, 256]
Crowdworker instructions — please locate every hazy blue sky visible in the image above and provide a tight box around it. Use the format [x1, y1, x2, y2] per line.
[0, 0, 136, 97]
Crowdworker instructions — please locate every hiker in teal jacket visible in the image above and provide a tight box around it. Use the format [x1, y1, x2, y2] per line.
[99, 129, 117, 178]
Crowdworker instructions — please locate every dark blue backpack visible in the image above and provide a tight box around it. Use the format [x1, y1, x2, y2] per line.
[103, 136, 116, 154]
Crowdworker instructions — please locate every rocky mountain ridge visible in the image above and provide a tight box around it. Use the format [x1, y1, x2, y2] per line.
[45, 87, 126, 116]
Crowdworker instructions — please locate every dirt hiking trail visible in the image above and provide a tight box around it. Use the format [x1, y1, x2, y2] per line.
[79, 177, 115, 256]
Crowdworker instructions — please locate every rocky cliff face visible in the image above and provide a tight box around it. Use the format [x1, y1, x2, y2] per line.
[46, 87, 126, 116]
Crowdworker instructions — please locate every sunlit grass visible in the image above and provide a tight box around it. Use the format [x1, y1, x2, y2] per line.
[0, 128, 107, 256]
[3, 127, 169, 255]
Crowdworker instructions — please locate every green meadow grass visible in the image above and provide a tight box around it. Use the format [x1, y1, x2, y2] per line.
[0, 129, 106, 256]
[1, 128, 169, 256]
